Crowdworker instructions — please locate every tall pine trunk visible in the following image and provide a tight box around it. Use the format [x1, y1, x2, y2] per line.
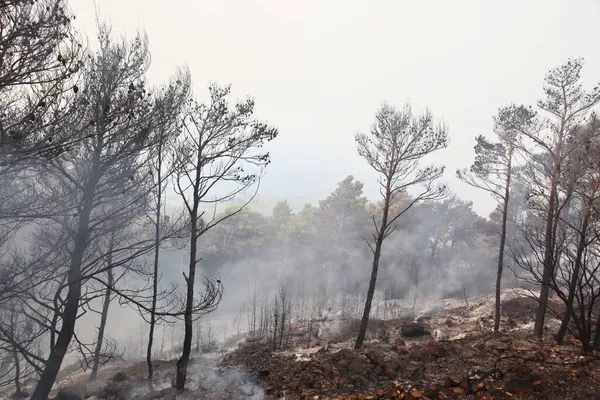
[147, 139, 164, 391]
[494, 155, 512, 333]
[355, 187, 390, 350]
[31, 135, 103, 400]
[175, 209, 198, 390]
[11, 309, 23, 398]
[30, 189, 94, 400]
[534, 171, 558, 338]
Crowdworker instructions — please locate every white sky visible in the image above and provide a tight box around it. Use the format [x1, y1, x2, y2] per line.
[68, 0, 600, 216]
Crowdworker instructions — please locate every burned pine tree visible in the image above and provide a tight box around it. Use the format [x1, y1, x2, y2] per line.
[0, 0, 82, 322]
[0, 0, 82, 168]
[145, 96, 190, 391]
[508, 58, 600, 338]
[25, 24, 189, 400]
[457, 107, 522, 333]
[171, 83, 278, 390]
[354, 103, 448, 349]
[550, 123, 600, 351]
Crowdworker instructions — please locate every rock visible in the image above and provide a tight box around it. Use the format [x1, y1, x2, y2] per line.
[468, 365, 484, 377]
[111, 372, 128, 382]
[55, 386, 86, 400]
[515, 363, 533, 378]
[99, 381, 121, 397]
[503, 377, 532, 394]
[400, 323, 431, 338]
[407, 389, 424, 399]
[258, 369, 270, 378]
[363, 347, 401, 377]
[98, 380, 134, 400]
[427, 342, 447, 359]
[23, 377, 37, 386]
[11, 389, 29, 399]
[473, 382, 486, 392]
[445, 375, 461, 387]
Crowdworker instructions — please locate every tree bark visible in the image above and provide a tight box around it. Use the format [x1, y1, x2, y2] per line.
[175, 210, 198, 390]
[354, 239, 383, 349]
[13, 349, 22, 397]
[90, 266, 114, 381]
[30, 189, 94, 400]
[534, 171, 558, 338]
[556, 196, 593, 344]
[494, 154, 512, 333]
[355, 186, 390, 350]
[147, 139, 163, 391]
[12, 306, 22, 398]
[593, 310, 600, 349]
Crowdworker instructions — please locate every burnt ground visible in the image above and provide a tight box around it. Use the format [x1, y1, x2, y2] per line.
[220, 325, 600, 400]
[214, 291, 600, 400]
[10, 291, 600, 400]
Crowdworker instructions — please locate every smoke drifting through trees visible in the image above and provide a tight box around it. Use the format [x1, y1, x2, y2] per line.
[1, 1, 600, 398]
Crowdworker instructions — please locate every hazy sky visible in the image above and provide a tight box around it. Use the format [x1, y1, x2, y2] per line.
[68, 0, 600, 216]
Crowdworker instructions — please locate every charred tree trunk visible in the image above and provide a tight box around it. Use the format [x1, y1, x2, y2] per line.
[272, 297, 278, 351]
[355, 187, 390, 350]
[12, 306, 22, 397]
[593, 310, 600, 349]
[534, 171, 559, 338]
[556, 205, 591, 344]
[195, 318, 201, 354]
[175, 209, 198, 390]
[90, 267, 114, 380]
[30, 188, 94, 400]
[147, 139, 164, 391]
[13, 349, 22, 398]
[494, 154, 512, 333]
[354, 238, 384, 349]
[31, 128, 103, 399]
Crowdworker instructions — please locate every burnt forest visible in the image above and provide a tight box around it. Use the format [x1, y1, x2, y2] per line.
[1, 1, 600, 399]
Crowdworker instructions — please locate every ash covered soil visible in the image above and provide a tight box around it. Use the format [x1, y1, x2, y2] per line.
[10, 289, 600, 400]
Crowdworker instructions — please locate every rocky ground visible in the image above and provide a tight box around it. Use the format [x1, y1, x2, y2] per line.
[5, 289, 600, 400]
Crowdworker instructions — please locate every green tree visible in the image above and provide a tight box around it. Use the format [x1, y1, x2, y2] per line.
[272, 199, 293, 228]
[317, 175, 369, 268]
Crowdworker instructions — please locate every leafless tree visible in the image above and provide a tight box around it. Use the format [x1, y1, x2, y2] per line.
[171, 83, 277, 389]
[354, 103, 448, 349]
